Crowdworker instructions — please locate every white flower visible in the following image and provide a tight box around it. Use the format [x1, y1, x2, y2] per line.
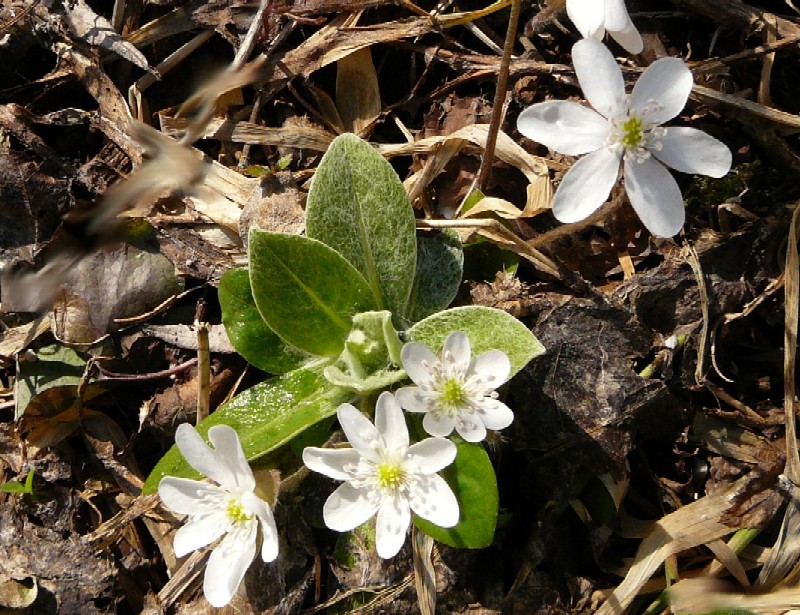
[396, 332, 513, 443]
[302, 392, 459, 559]
[158, 424, 279, 607]
[517, 37, 732, 238]
[566, 0, 643, 55]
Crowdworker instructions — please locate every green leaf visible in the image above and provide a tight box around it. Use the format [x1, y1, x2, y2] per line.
[248, 230, 377, 357]
[322, 311, 406, 394]
[219, 268, 309, 373]
[0, 470, 35, 495]
[405, 229, 464, 325]
[142, 360, 352, 494]
[407, 306, 545, 378]
[305, 133, 417, 316]
[413, 440, 498, 548]
[16, 344, 86, 419]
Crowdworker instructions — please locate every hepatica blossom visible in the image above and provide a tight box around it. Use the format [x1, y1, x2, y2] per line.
[517, 37, 732, 237]
[159, 424, 279, 607]
[302, 393, 459, 559]
[396, 332, 513, 443]
[566, 0, 643, 54]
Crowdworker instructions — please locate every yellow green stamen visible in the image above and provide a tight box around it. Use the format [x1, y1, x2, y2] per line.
[227, 499, 251, 523]
[441, 378, 468, 410]
[621, 116, 644, 149]
[377, 463, 403, 489]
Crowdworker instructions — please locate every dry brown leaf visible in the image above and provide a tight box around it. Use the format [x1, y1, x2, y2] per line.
[461, 196, 525, 220]
[64, 0, 154, 74]
[336, 47, 382, 134]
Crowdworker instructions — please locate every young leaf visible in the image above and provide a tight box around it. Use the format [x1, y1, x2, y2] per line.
[142, 360, 352, 494]
[407, 306, 545, 378]
[249, 230, 377, 358]
[413, 440, 498, 548]
[405, 229, 464, 325]
[219, 268, 309, 373]
[305, 133, 417, 316]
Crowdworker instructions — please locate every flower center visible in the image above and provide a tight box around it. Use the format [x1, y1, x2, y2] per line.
[376, 463, 404, 489]
[440, 378, 468, 410]
[607, 98, 667, 163]
[620, 115, 644, 149]
[226, 498, 252, 523]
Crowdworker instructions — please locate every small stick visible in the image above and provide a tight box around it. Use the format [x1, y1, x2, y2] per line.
[477, 0, 522, 191]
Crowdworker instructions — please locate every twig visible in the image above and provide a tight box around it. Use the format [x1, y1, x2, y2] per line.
[477, 0, 521, 191]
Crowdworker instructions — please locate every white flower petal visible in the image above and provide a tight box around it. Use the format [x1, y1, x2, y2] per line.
[159, 477, 220, 514]
[603, 0, 630, 31]
[456, 415, 487, 443]
[336, 404, 383, 463]
[442, 331, 471, 373]
[566, 0, 605, 39]
[409, 474, 459, 528]
[477, 399, 515, 431]
[406, 438, 457, 474]
[552, 146, 621, 223]
[174, 424, 235, 488]
[624, 156, 685, 237]
[607, 20, 644, 54]
[241, 491, 279, 563]
[653, 127, 732, 178]
[517, 101, 610, 156]
[395, 387, 435, 413]
[422, 411, 456, 438]
[375, 494, 411, 559]
[470, 350, 511, 388]
[573, 37, 626, 119]
[203, 522, 258, 607]
[400, 342, 438, 386]
[604, 0, 643, 54]
[631, 58, 692, 125]
[208, 424, 255, 492]
[323, 482, 380, 532]
[374, 392, 409, 453]
[302, 447, 361, 481]
[173, 512, 229, 557]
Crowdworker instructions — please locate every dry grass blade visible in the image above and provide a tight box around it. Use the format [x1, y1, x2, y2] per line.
[756, 202, 800, 588]
[596, 474, 755, 614]
[670, 577, 800, 612]
[159, 116, 335, 152]
[412, 528, 436, 615]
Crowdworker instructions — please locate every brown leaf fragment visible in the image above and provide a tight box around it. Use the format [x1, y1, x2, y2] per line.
[64, 0, 154, 74]
[239, 171, 305, 245]
[0, 508, 116, 613]
[0, 575, 37, 608]
[51, 240, 184, 344]
[336, 47, 381, 134]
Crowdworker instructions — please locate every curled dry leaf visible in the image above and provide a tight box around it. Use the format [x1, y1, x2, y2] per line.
[64, 0, 154, 74]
